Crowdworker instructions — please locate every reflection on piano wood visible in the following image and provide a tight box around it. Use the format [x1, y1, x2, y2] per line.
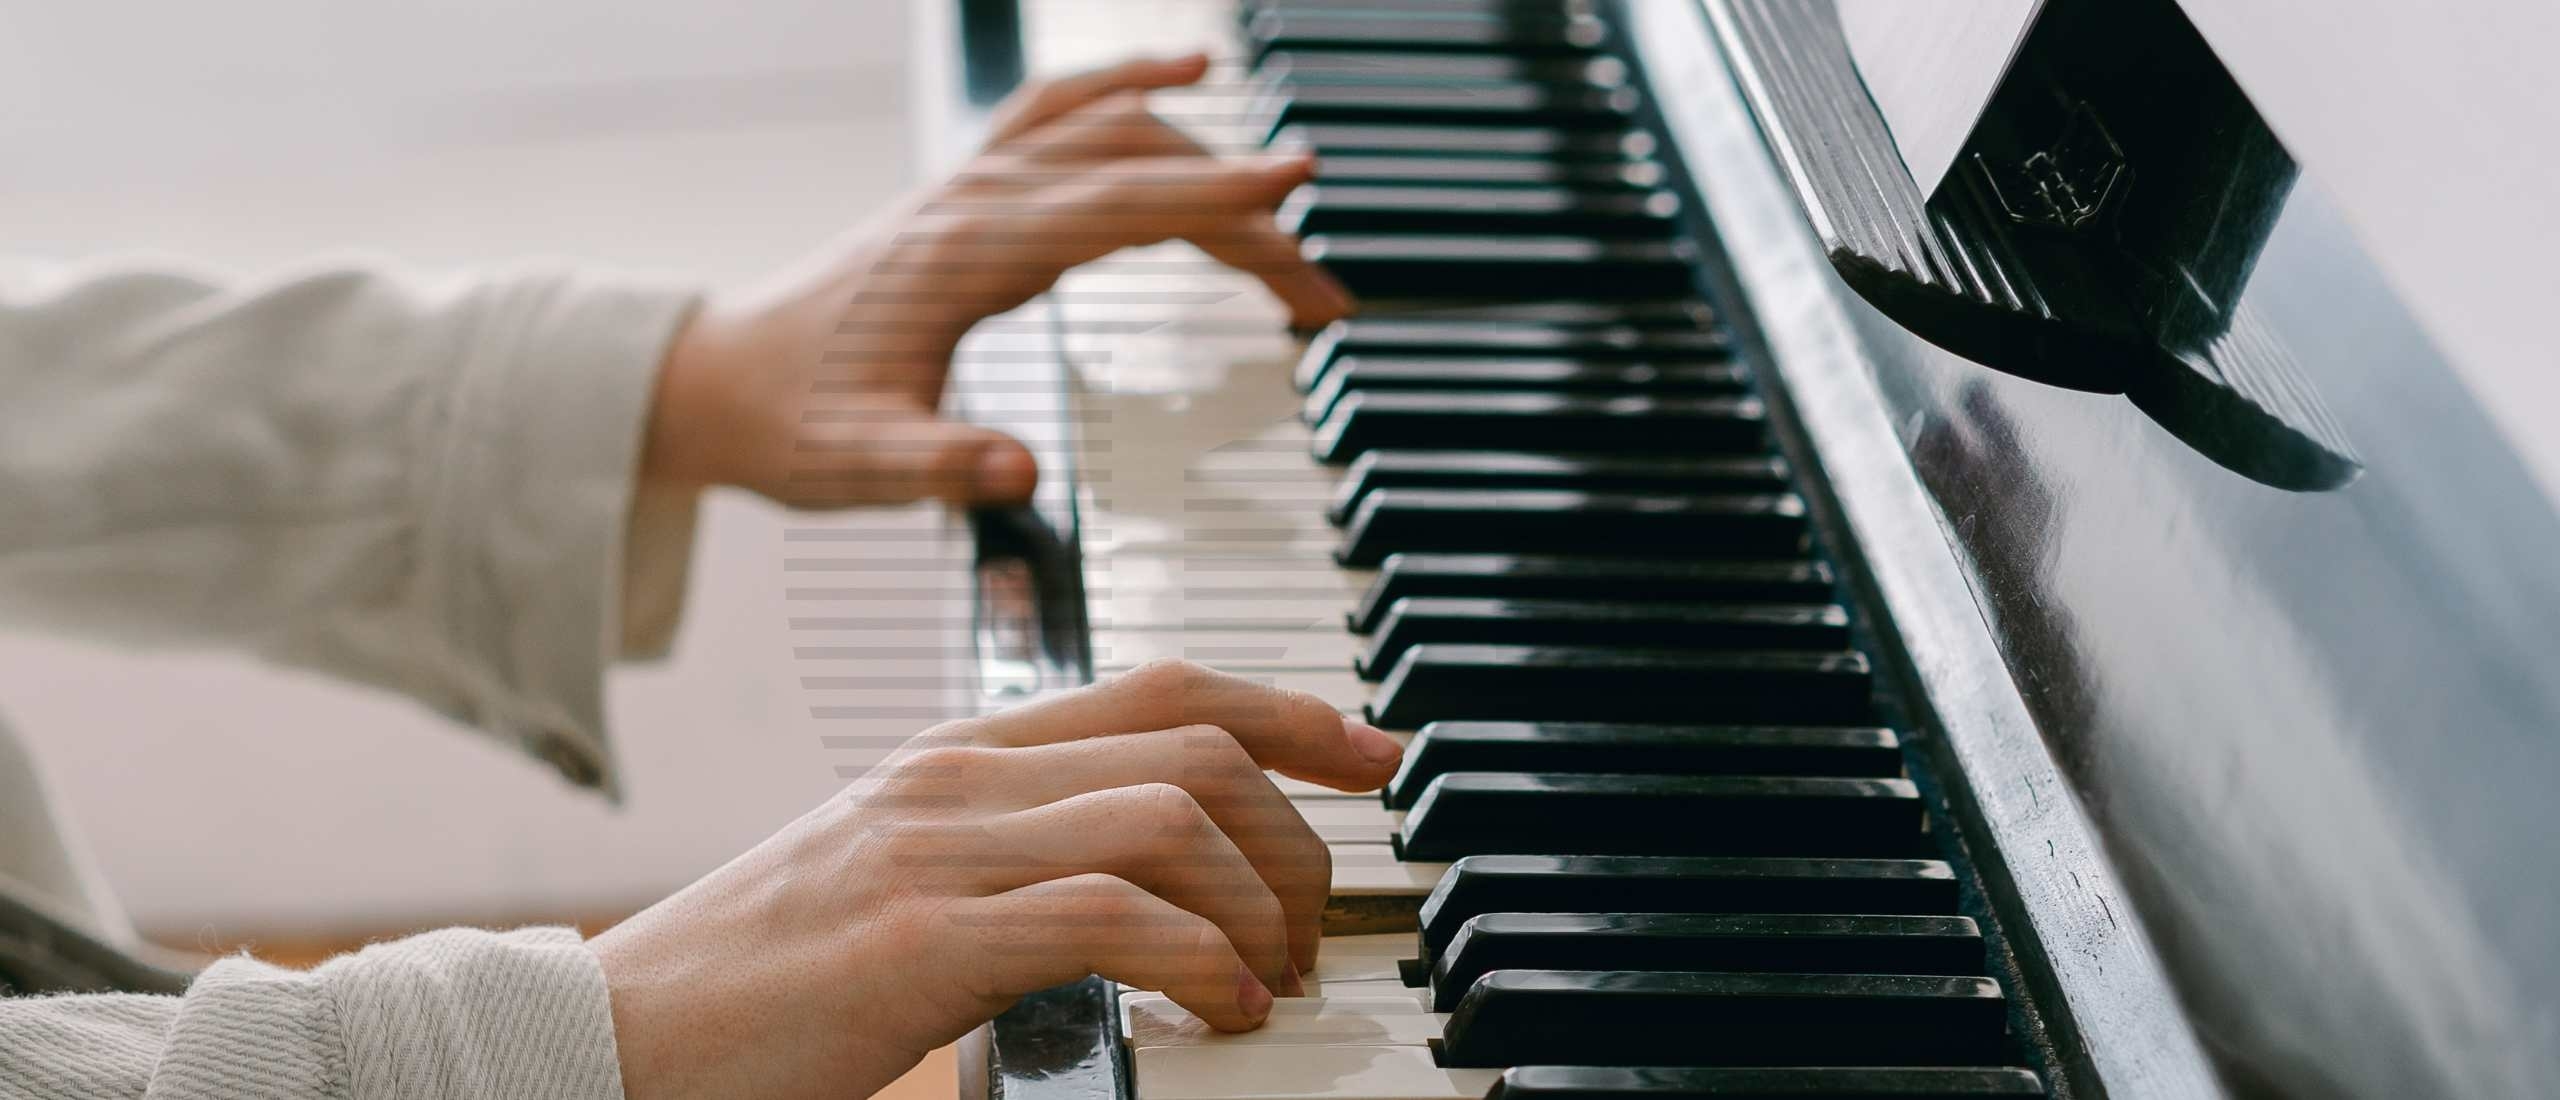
[951, 1, 2092, 1097]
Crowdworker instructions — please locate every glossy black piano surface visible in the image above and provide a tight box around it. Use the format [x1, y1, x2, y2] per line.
[951, 1, 2560, 1099]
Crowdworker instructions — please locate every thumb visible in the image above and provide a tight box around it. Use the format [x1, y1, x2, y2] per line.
[786, 410, 1038, 508]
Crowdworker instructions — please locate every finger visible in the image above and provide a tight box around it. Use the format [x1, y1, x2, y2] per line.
[790, 409, 1037, 506]
[944, 873, 1272, 1032]
[978, 90, 1206, 166]
[974, 730, 1331, 975]
[984, 53, 1211, 147]
[973, 782, 1305, 990]
[895, 153, 1326, 323]
[965, 659, 1403, 791]
[1190, 213, 1357, 329]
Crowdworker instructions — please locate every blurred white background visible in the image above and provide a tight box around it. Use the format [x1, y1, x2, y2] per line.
[0, 0, 974, 946]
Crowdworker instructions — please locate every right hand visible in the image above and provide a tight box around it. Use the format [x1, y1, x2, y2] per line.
[590, 660, 1407, 1100]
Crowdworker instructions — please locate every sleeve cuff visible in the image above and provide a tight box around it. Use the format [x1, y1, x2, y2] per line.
[418, 270, 702, 798]
[316, 927, 628, 1100]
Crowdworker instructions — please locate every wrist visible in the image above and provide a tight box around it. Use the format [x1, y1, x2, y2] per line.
[640, 299, 759, 493]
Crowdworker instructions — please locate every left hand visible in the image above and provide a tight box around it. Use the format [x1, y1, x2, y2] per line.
[640, 53, 1355, 509]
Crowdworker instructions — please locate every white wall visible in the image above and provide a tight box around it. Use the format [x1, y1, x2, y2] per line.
[0, 0, 983, 943]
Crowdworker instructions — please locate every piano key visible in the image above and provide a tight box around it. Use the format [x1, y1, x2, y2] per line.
[1276, 122, 1656, 160]
[1298, 320, 1729, 392]
[1434, 970, 2009, 1068]
[1303, 357, 1744, 426]
[1134, 1044, 1500, 1100]
[1332, 843, 1453, 897]
[1124, 994, 1445, 1050]
[1417, 855, 1962, 956]
[1335, 300, 1712, 328]
[1258, 50, 1624, 89]
[1316, 154, 1665, 190]
[1310, 932, 1423, 982]
[1277, 773, 1376, 800]
[1336, 491, 1806, 568]
[1303, 235, 1700, 300]
[1299, 801, 1406, 844]
[1428, 913, 1984, 1010]
[1383, 722, 1902, 808]
[1092, 628, 1363, 668]
[1394, 773, 1924, 861]
[1244, 12, 1611, 59]
[1242, 0, 1596, 19]
[1483, 1066, 2048, 1100]
[1315, 979, 1434, 1004]
[1315, 393, 1767, 464]
[1367, 644, 1870, 728]
[1349, 555, 1831, 632]
[1328, 453, 1783, 526]
[1358, 599, 1853, 677]
[1280, 184, 1677, 238]
[1258, 82, 1644, 135]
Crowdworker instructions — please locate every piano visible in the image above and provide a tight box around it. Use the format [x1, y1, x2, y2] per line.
[929, 1, 2560, 1098]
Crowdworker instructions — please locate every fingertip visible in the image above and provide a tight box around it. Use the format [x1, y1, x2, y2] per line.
[1236, 963, 1274, 1026]
[973, 440, 1040, 501]
[1345, 718, 1403, 767]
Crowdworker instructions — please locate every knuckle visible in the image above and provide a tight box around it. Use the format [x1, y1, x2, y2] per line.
[894, 743, 996, 788]
[1126, 781, 1211, 837]
[1119, 657, 1205, 701]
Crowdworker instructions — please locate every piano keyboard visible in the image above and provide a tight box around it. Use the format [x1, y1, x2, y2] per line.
[1013, 0, 2059, 1096]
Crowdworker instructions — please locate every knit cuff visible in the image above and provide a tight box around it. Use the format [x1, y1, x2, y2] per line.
[315, 927, 627, 1100]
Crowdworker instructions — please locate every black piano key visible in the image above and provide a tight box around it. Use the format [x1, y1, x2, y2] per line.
[1345, 300, 1714, 327]
[1304, 357, 1743, 425]
[1279, 184, 1678, 238]
[1394, 772, 1922, 861]
[1436, 970, 2010, 1067]
[1298, 318, 1729, 391]
[1316, 153, 1665, 190]
[1418, 855, 1962, 956]
[1276, 122, 1655, 160]
[1314, 393, 1765, 464]
[1328, 452, 1780, 523]
[1257, 49, 1624, 89]
[1246, 11, 1611, 58]
[1259, 82, 1644, 133]
[1359, 599, 1852, 678]
[1367, 644, 1871, 728]
[1336, 490, 1805, 567]
[1304, 235, 1701, 300]
[1349, 555, 1832, 632]
[1430, 913, 1985, 1010]
[1384, 721, 1902, 808]
[1485, 1065, 2047, 1100]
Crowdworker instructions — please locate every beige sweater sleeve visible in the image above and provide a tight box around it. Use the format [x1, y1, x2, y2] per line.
[0, 260, 703, 796]
[0, 928, 627, 1100]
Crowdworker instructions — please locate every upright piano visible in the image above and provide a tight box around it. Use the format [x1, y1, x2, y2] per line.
[934, 1, 2560, 1097]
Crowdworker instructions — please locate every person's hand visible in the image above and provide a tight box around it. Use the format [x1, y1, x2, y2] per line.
[640, 53, 1355, 510]
[590, 660, 1406, 1100]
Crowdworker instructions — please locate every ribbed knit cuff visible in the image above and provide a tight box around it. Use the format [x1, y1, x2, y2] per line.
[316, 927, 627, 1100]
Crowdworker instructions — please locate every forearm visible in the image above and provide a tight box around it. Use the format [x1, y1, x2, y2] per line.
[0, 928, 624, 1100]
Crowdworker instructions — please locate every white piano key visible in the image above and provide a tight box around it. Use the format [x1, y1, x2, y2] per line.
[1309, 933, 1418, 983]
[1313, 980, 1429, 1004]
[1276, 774, 1375, 800]
[1297, 802, 1406, 845]
[1134, 1044, 1498, 1100]
[1123, 994, 1444, 1050]
[1092, 628, 1361, 668]
[1330, 844, 1449, 897]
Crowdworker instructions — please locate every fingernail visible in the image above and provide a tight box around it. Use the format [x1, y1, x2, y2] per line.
[1238, 964, 1274, 1021]
[1345, 718, 1403, 764]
